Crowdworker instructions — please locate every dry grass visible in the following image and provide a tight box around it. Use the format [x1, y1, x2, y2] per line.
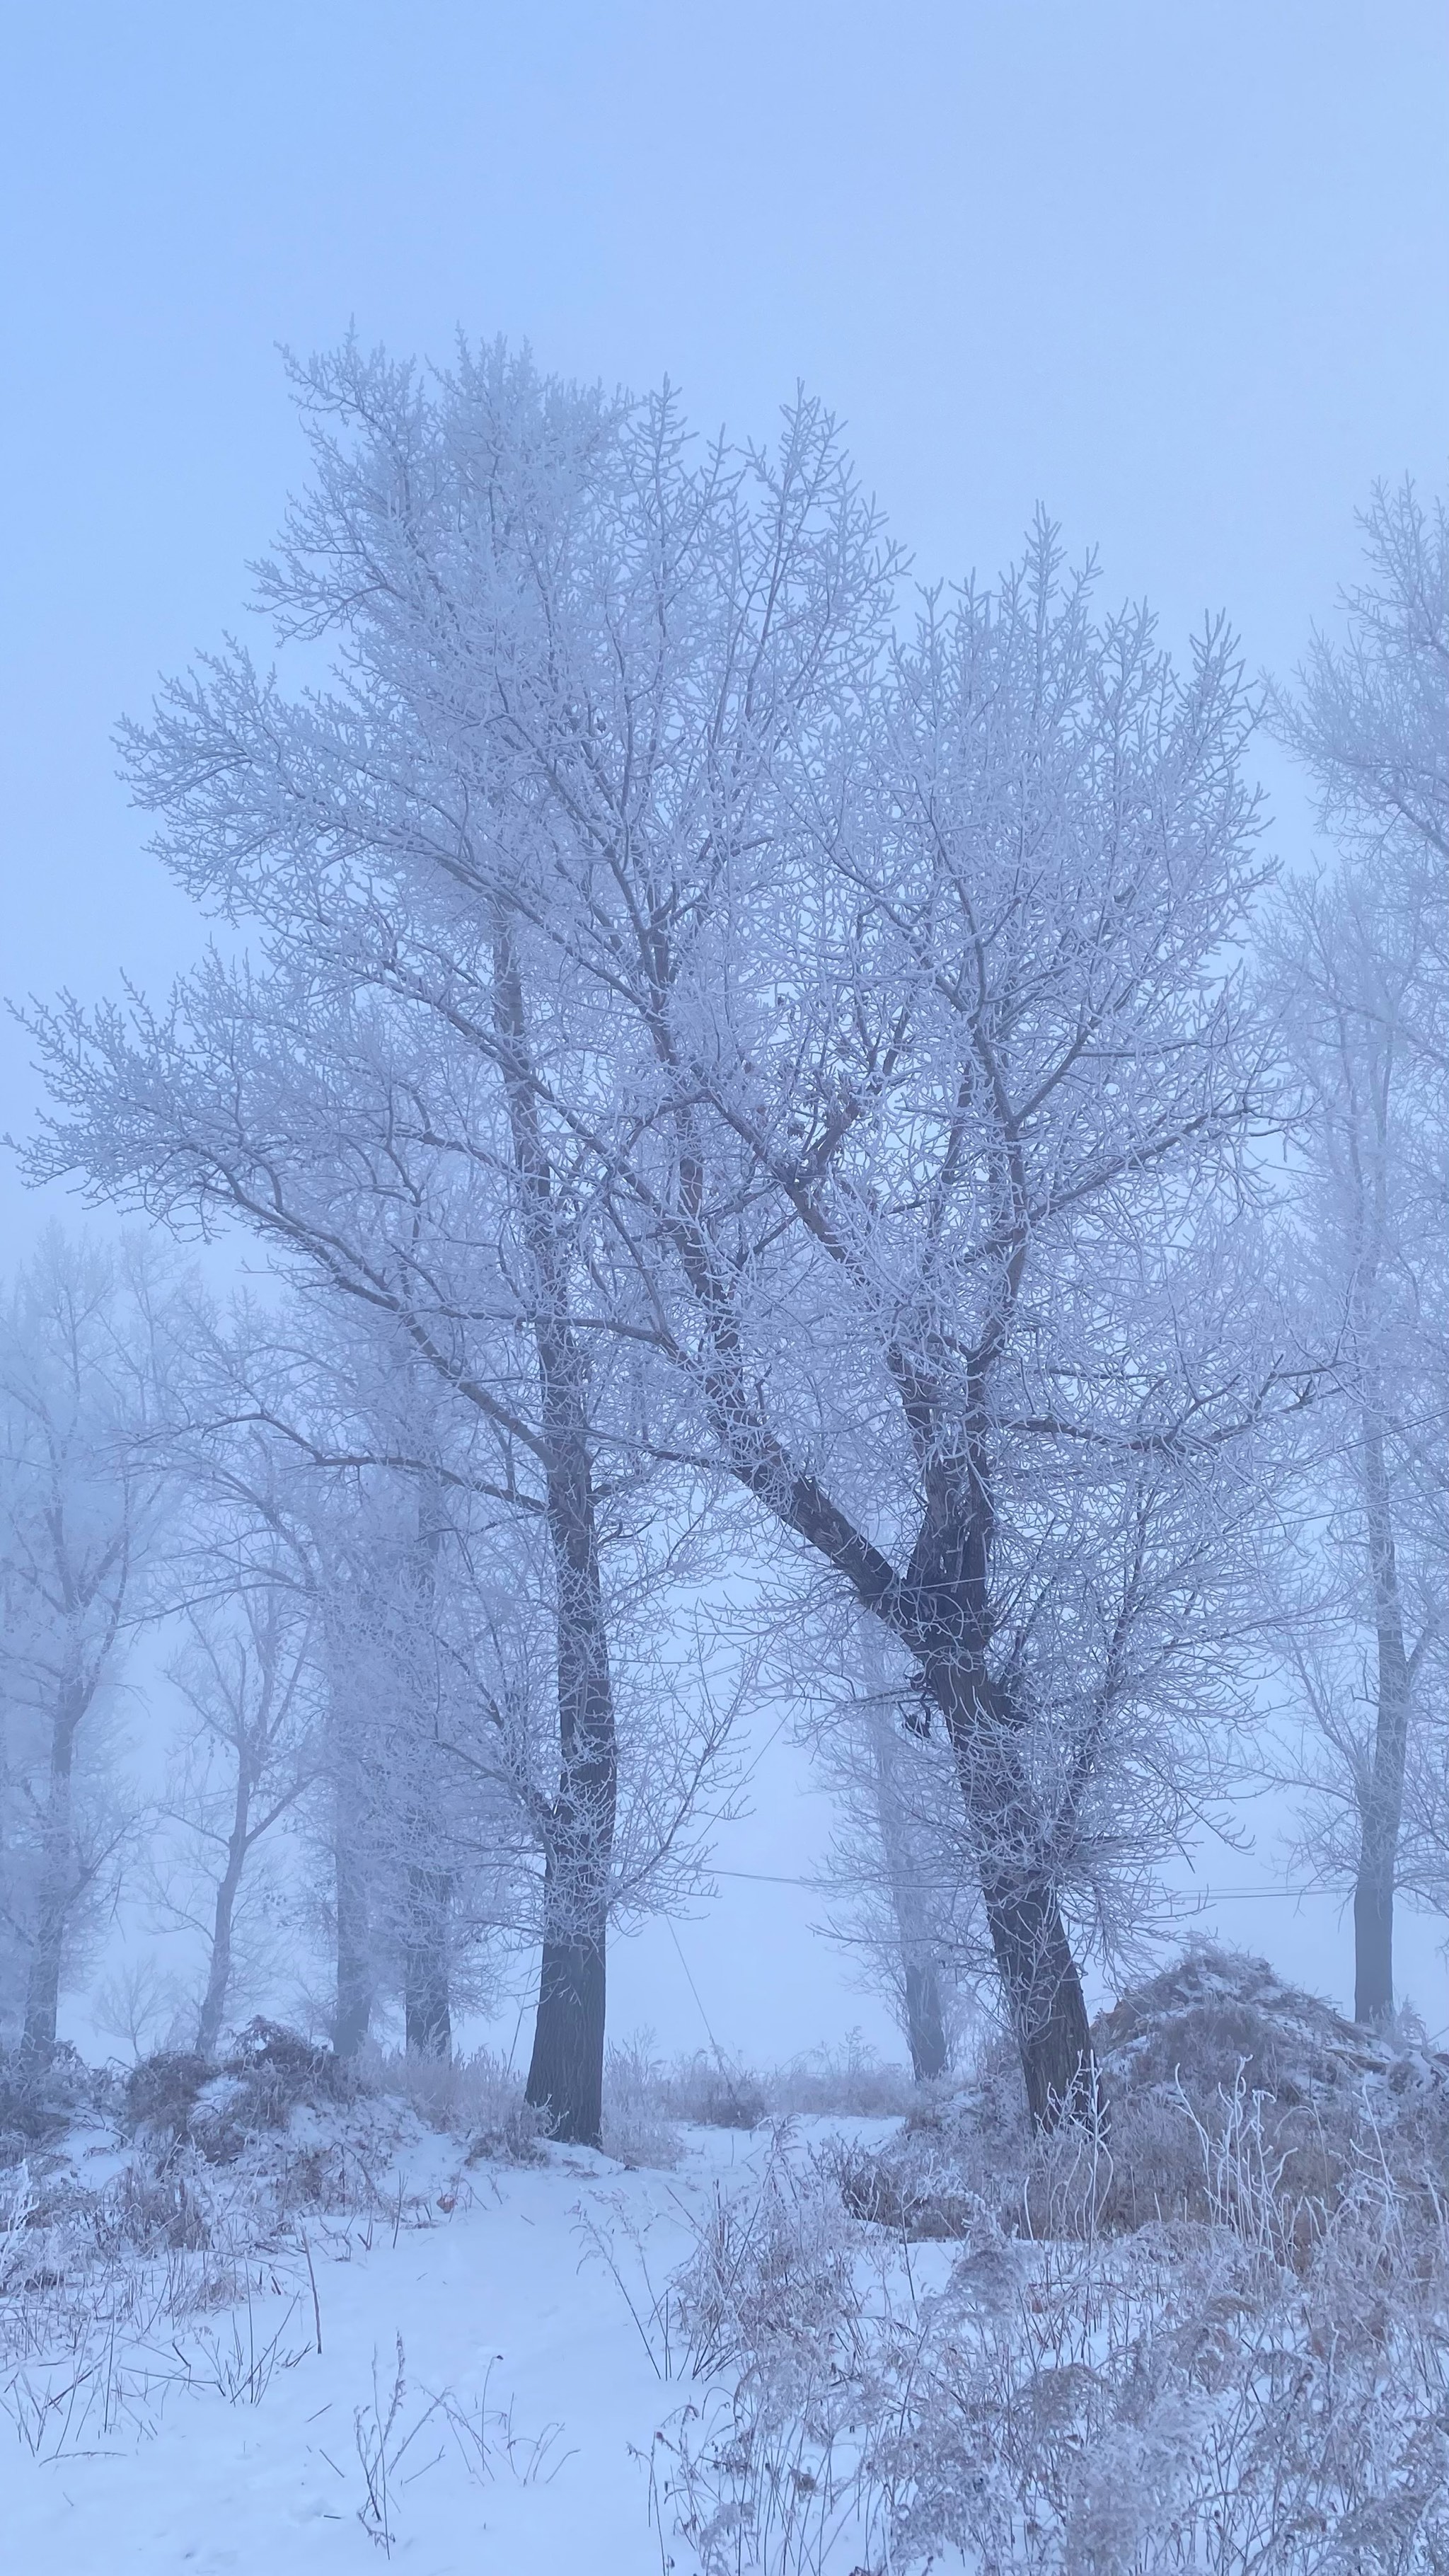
[620, 2033, 918, 2139]
[649, 2116, 1449, 2574]
[634, 1950, 1449, 2573]
[0, 2026, 464, 2460]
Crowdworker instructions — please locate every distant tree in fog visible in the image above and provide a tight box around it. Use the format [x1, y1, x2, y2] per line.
[1268, 483, 1449, 2026]
[816, 1617, 967, 2081]
[150, 1580, 320, 2059]
[0, 1232, 176, 2067]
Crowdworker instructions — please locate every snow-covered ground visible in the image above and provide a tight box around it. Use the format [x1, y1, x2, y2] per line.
[4, 2115, 889, 2575]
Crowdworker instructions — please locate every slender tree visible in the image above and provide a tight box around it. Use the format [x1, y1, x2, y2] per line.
[152, 1582, 320, 2057]
[815, 1619, 966, 2081]
[1266, 481, 1449, 2025]
[0, 1232, 174, 2067]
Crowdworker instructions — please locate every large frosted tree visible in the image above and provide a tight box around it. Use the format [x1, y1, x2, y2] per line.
[24, 345, 773, 2139]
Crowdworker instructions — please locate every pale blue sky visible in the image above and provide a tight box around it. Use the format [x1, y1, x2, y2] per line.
[4, 3, 1446, 1082]
[4, 1, 1447, 2052]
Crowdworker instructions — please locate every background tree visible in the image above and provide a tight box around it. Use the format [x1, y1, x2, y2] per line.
[150, 1580, 320, 2058]
[1267, 481, 1449, 2025]
[814, 1616, 969, 2081]
[0, 1231, 175, 2067]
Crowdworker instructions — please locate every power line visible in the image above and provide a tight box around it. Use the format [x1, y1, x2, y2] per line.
[708, 1863, 1324, 1902]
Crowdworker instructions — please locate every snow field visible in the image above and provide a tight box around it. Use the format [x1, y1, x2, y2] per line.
[4, 2120, 824, 2575]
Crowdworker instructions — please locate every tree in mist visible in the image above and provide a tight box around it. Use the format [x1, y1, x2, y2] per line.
[23, 345, 800, 2138]
[0, 1232, 175, 2067]
[161, 1293, 533, 2064]
[815, 1618, 968, 2081]
[151, 1582, 320, 2058]
[563, 526, 1292, 2122]
[1268, 481, 1449, 2026]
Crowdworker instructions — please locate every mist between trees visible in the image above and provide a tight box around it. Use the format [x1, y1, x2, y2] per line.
[5, 345, 1445, 2144]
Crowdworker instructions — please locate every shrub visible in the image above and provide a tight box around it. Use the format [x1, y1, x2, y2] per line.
[123, 2049, 212, 2142]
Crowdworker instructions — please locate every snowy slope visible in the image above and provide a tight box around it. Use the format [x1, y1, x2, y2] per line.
[4, 2120, 867, 2576]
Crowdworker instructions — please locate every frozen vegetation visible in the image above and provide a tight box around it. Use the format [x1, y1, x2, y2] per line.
[7, 1953, 1449, 2568]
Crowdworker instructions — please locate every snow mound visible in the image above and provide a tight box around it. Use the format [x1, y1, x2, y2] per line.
[840, 1944, 1449, 2242]
[1093, 1940, 1449, 2112]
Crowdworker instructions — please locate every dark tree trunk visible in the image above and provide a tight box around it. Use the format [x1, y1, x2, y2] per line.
[526, 1908, 606, 2145]
[907, 1439, 1095, 2129]
[692, 1354, 1096, 2127]
[979, 1856, 1094, 2125]
[1353, 1413, 1412, 2031]
[903, 1959, 949, 2083]
[926, 1671, 1093, 2126]
[522, 1442, 615, 2144]
[404, 1861, 453, 2060]
[492, 918, 617, 2151]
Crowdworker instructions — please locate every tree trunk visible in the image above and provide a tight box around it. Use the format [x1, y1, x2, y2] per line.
[978, 1859, 1094, 2126]
[333, 1778, 374, 2059]
[492, 917, 617, 2151]
[1353, 1412, 1412, 2030]
[906, 1453, 1095, 2127]
[526, 1904, 606, 2146]
[929, 1659, 1094, 2128]
[195, 1807, 249, 2060]
[19, 1699, 82, 2074]
[903, 1959, 949, 2083]
[862, 1679, 953, 2083]
[699, 1385, 1095, 2124]
[522, 1447, 615, 2144]
[404, 1861, 453, 2060]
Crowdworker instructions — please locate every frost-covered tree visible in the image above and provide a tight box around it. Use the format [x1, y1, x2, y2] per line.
[567, 532, 1291, 2122]
[1270, 477, 1449, 926]
[1268, 482, 1449, 2025]
[164, 1295, 539, 2062]
[23, 344, 818, 2139]
[0, 1233, 176, 2066]
[151, 1582, 320, 2059]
